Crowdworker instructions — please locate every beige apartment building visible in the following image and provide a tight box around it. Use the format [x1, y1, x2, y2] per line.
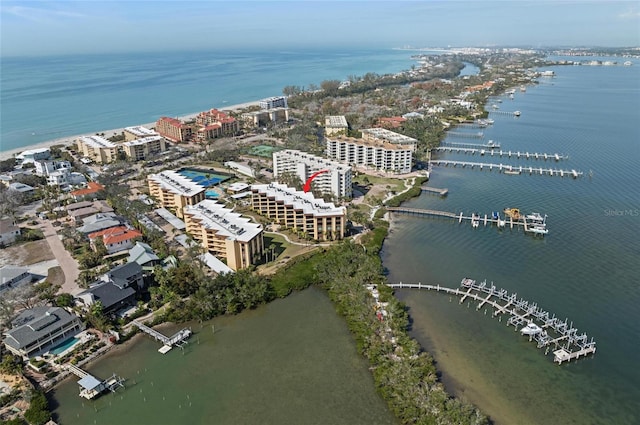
[123, 135, 167, 161]
[147, 170, 205, 218]
[123, 126, 159, 142]
[326, 134, 414, 174]
[76, 136, 118, 164]
[183, 200, 264, 271]
[324, 115, 349, 136]
[251, 183, 346, 241]
[195, 109, 239, 141]
[156, 117, 192, 143]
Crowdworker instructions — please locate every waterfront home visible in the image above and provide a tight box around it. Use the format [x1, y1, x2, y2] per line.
[0, 218, 21, 247]
[0, 265, 32, 293]
[3, 306, 84, 359]
[250, 182, 346, 241]
[8, 182, 35, 201]
[75, 263, 143, 316]
[15, 148, 51, 165]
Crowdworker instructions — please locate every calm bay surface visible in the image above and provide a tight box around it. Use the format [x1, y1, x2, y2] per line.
[51, 287, 397, 425]
[382, 59, 639, 425]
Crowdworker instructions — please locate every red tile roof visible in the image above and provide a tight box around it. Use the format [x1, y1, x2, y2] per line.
[103, 229, 142, 245]
[71, 182, 105, 196]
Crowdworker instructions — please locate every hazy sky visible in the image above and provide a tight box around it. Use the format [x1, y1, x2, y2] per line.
[1, 1, 639, 56]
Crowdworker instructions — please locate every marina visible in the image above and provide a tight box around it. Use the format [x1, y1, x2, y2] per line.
[131, 321, 192, 354]
[428, 159, 583, 178]
[432, 146, 568, 161]
[386, 207, 549, 235]
[67, 364, 125, 399]
[387, 279, 596, 364]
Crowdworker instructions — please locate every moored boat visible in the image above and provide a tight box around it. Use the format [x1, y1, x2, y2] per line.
[520, 322, 542, 335]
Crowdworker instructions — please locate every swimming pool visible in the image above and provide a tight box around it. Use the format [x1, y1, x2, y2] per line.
[205, 190, 219, 199]
[50, 337, 80, 355]
[178, 168, 230, 187]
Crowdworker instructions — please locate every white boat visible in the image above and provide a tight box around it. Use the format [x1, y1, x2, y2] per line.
[520, 85, 527, 92]
[514, 110, 521, 116]
[492, 104, 499, 110]
[484, 118, 494, 125]
[520, 322, 543, 335]
[526, 212, 546, 223]
[471, 213, 480, 228]
[504, 169, 521, 175]
[528, 225, 549, 235]
[509, 94, 514, 99]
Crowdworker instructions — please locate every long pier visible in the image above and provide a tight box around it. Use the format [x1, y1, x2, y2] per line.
[387, 279, 596, 364]
[447, 131, 484, 139]
[433, 147, 567, 161]
[420, 186, 448, 196]
[443, 141, 501, 149]
[67, 364, 125, 399]
[429, 159, 583, 178]
[489, 110, 521, 117]
[387, 207, 548, 235]
[132, 321, 192, 354]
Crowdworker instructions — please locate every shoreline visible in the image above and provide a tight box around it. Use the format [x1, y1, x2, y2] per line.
[0, 100, 261, 161]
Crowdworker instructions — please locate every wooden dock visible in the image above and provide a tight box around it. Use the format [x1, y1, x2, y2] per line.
[433, 146, 568, 161]
[67, 364, 125, 399]
[428, 159, 583, 178]
[387, 279, 596, 364]
[443, 141, 501, 149]
[420, 186, 448, 196]
[448, 131, 484, 139]
[386, 207, 549, 236]
[132, 321, 192, 353]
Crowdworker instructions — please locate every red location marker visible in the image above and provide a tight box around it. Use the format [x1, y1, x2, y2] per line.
[303, 170, 329, 192]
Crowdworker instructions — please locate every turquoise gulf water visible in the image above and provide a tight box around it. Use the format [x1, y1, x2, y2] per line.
[1, 48, 415, 152]
[382, 59, 640, 425]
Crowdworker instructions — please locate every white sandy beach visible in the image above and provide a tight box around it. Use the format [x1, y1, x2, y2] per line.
[0, 100, 262, 161]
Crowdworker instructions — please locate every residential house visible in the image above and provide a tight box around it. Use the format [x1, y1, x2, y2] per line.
[3, 306, 84, 358]
[88, 226, 142, 254]
[0, 218, 20, 247]
[75, 263, 143, 315]
[70, 182, 105, 201]
[127, 242, 161, 269]
[0, 265, 32, 292]
[77, 212, 126, 234]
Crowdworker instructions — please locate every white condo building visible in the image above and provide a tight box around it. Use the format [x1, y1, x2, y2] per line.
[272, 150, 352, 199]
[123, 126, 159, 141]
[326, 134, 414, 174]
[360, 128, 418, 151]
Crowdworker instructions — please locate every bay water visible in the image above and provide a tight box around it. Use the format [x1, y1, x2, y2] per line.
[382, 58, 639, 424]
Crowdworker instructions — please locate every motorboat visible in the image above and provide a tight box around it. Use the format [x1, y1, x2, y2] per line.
[526, 212, 546, 223]
[528, 225, 549, 235]
[520, 322, 543, 335]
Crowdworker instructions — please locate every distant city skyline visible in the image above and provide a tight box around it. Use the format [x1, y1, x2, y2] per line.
[1, 1, 639, 57]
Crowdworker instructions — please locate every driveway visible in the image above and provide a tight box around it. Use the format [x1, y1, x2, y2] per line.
[40, 219, 82, 295]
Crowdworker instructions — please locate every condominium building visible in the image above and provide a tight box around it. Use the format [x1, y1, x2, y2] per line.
[361, 128, 418, 151]
[251, 183, 346, 241]
[195, 109, 239, 141]
[76, 136, 118, 164]
[122, 135, 167, 161]
[272, 149, 352, 199]
[155, 117, 192, 143]
[325, 115, 349, 136]
[183, 200, 264, 271]
[326, 135, 414, 174]
[147, 170, 206, 218]
[123, 126, 158, 142]
[259, 96, 288, 110]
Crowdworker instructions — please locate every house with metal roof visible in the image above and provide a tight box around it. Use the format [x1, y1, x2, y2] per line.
[0, 265, 32, 293]
[0, 218, 21, 247]
[127, 242, 161, 269]
[3, 306, 84, 358]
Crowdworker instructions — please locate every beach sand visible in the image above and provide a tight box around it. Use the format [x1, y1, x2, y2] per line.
[0, 100, 262, 161]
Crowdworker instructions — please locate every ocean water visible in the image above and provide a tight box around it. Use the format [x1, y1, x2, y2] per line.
[382, 58, 640, 424]
[1, 48, 415, 152]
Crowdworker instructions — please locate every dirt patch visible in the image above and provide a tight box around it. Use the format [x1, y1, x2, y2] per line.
[0, 239, 54, 267]
[47, 266, 65, 286]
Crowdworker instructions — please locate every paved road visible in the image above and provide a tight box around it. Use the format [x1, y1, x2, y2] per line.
[40, 219, 82, 295]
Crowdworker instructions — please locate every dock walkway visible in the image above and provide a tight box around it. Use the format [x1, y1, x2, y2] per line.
[132, 321, 192, 353]
[428, 159, 582, 178]
[433, 146, 567, 161]
[387, 279, 596, 364]
[67, 364, 124, 399]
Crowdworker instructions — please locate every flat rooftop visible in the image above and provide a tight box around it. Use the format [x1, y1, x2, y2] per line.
[252, 183, 346, 217]
[274, 150, 350, 171]
[123, 135, 164, 146]
[185, 200, 263, 242]
[149, 170, 205, 197]
[361, 128, 418, 145]
[124, 126, 158, 137]
[77, 135, 117, 149]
